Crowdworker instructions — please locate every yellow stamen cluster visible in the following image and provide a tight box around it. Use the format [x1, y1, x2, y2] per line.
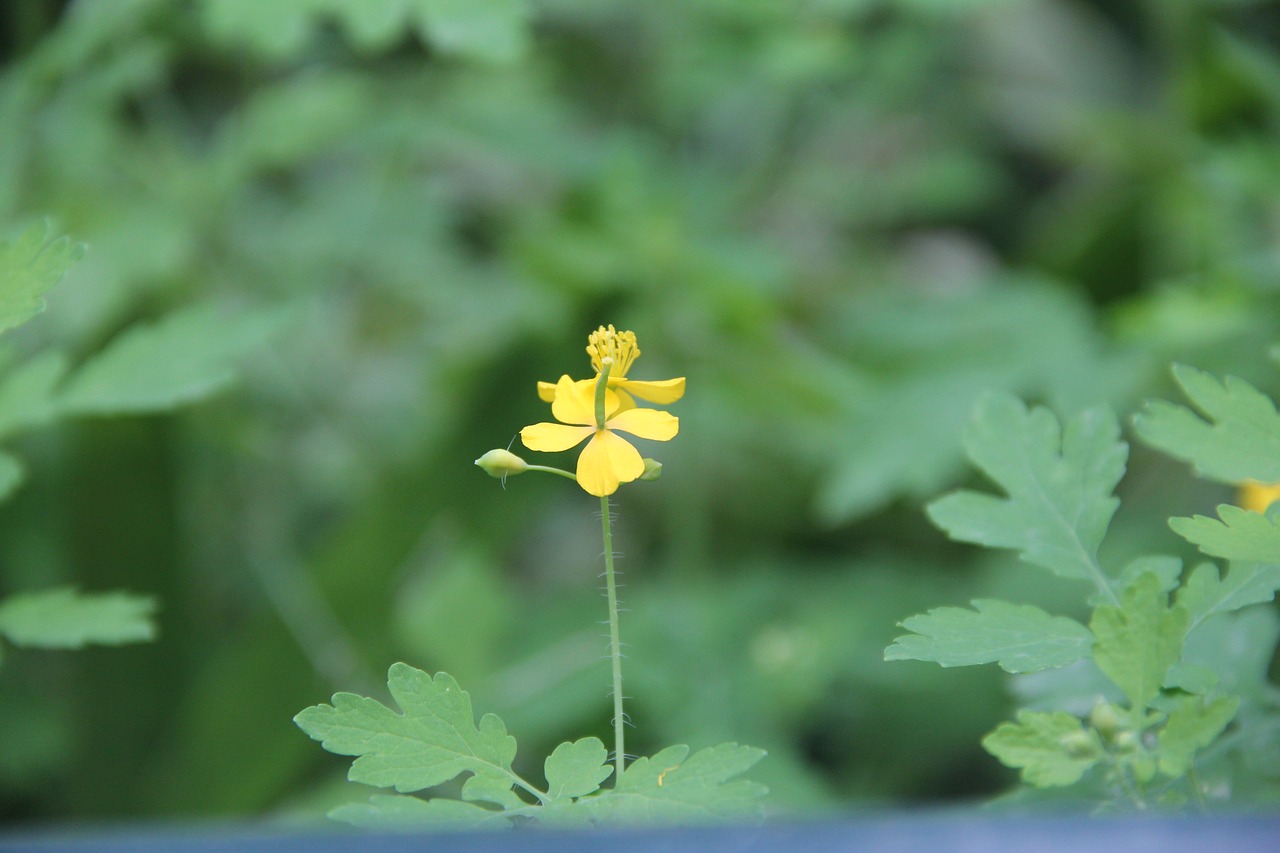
[587, 325, 639, 378]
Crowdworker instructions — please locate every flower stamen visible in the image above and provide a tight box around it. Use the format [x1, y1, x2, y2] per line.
[587, 325, 640, 378]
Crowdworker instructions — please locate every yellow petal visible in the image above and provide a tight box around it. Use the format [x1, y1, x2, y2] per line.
[550, 375, 596, 426]
[521, 421, 592, 452]
[617, 377, 685, 405]
[537, 381, 557, 402]
[607, 407, 679, 442]
[576, 429, 645, 496]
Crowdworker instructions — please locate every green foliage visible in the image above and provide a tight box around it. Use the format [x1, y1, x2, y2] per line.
[890, 367, 1280, 811]
[1134, 364, 1280, 484]
[926, 394, 1125, 587]
[1169, 505, 1280, 564]
[0, 220, 83, 336]
[884, 600, 1092, 674]
[0, 587, 155, 650]
[295, 664, 766, 829]
[5, 0, 1280, 827]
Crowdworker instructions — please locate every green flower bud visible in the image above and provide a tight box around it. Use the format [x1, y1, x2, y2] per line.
[1059, 729, 1099, 759]
[475, 449, 528, 478]
[640, 458, 663, 481]
[1089, 701, 1123, 740]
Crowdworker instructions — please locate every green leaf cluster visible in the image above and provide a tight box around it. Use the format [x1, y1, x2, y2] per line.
[295, 663, 766, 830]
[888, 370, 1280, 810]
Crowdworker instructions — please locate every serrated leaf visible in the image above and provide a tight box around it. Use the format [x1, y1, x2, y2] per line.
[544, 737, 612, 801]
[1157, 694, 1240, 777]
[583, 743, 767, 826]
[57, 302, 286, 415]
[1090, 573, 1188, 709]
[0, 587, 156, 649]
[982, 710, 1101, 787]
[1169, 505, 1280, 563]
[1113, 555, 1183, 596]
[1175, 561, 1280, 631]
[926, 394, 1126, 586]
[293, 664, 520, 795]
[885, 599, 1093, 673]
[1133, 364, 1280, 484]
[329, 793, 504, 831]
[0, 220, 84, 335]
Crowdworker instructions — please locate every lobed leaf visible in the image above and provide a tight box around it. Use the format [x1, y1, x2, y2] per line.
[544, 737, 612, 801]
[885, 599, 1093, 673]
[0, 587, 156, 649]
[1175, 562, 1280, 631]
[1169, 505, 1280, 563]
[583, 743, 767, 826]
[926, 394, 1126, 586]
[57, 302, 287, 415]
[1090, 572, 1188, 710]
[1157, 694, 1240, 778]
[1133, 364, 1280, 484]
[982, 710, 1101, 788]
[293, 664, 520, 796]
[0, 220, 84, 336]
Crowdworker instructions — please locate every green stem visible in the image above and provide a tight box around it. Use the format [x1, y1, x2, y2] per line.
[594, 358, 613, 428]
[600, 494, 626, 780]
[525, 464, 578, 481]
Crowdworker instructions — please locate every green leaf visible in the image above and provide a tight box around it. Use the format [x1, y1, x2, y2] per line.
[329, 793, 504, 831]
[0, 220, 84, 336]
[293, 664, 520, 795]
[982, 710, 1101, 787]
[0, 351, 69, 441]
[583, 744, 767, 826]
[1133, 364, 1280, 484]
[1090, 573, 1189, 709]
[1175, 562, 1280, 630]
[0, 587, 156, 649]
[1157, 694, 1240, 777]
[56, 302, 286, 415]
[544, 737, 612, 801]
[885, 599, 1093, 673]
[926, 394, 1126, 585]
[1169, 505, 1280, 563]
[414, 0, 529, 63]
[201, 0, 529, 62]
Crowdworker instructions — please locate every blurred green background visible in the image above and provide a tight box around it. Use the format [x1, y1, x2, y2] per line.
[2, 0, 1280, 825]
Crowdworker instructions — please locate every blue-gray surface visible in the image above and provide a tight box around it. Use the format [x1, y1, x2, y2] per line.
[3, 814, 1278, 853]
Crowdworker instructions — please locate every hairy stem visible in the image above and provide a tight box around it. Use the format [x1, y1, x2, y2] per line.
[601, 495, 626, 779]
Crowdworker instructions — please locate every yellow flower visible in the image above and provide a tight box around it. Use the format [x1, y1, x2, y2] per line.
[1238, 480, 1280, 513]
[538, 325, 685, 408]
[521, 374, 679, 496]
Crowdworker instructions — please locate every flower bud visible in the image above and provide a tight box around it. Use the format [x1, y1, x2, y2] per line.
[640, 458, 663, 481]
[475, 449, 528, 478]
[1089, 700, 1123, 740]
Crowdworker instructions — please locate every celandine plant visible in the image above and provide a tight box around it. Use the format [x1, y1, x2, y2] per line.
[887, 357, 1280, 811]
[295, 326, 766, 830]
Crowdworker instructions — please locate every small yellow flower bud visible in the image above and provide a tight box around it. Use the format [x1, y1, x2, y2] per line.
[640, 458, 663, 481]
[475, 449, 528, 478]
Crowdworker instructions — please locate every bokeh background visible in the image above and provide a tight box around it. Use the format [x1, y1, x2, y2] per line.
[2, 0, 1280, 826]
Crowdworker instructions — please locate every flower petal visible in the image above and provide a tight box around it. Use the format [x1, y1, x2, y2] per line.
[617, 377, 685, 405]
[521, 422, 592, 453]
[576, 429, 645, 496]
[607, 407, 679, 442]
[550, 376, 596, 426]
[537, 381, 557, 402]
